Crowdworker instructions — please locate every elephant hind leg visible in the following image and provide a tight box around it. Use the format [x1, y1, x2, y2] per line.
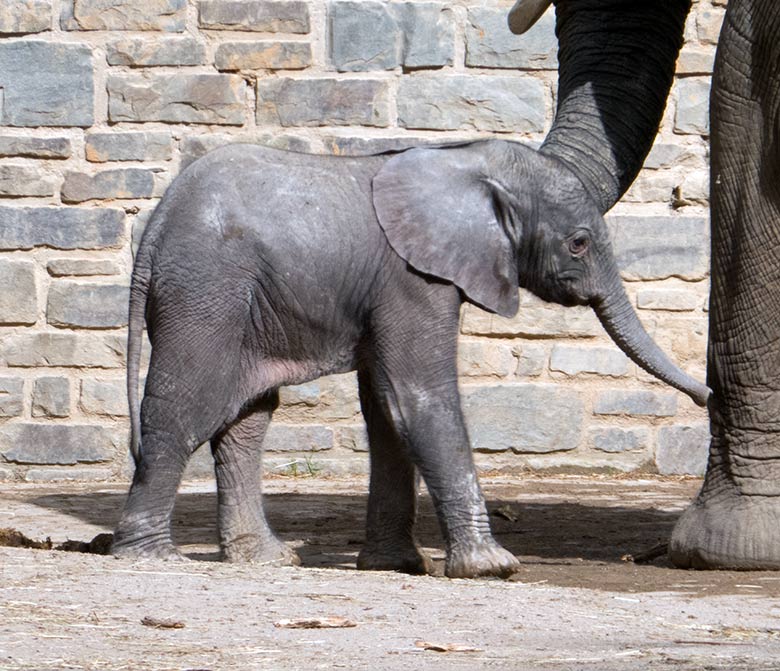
[211, 392, 299, 566]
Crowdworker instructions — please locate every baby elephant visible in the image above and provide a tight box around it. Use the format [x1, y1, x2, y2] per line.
[113, 140, 709, 578]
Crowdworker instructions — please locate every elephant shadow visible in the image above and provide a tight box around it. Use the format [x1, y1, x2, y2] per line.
[28, 487, 682, 568]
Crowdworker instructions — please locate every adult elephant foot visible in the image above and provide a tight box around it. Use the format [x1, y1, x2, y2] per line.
[221, 534, 301, 567]
[670, 486, 780, 570]
[445, 540, 520, 579]
[357, 543, 434, 575]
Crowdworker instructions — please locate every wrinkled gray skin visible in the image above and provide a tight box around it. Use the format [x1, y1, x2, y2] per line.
[511, 0, 780, 569]
[113, 139, 708, 578]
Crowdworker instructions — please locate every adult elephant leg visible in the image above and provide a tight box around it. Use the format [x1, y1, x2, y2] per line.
[211, 392, 300, 566]
[356, 369, 433, 575]
[670, 0, 780, 569]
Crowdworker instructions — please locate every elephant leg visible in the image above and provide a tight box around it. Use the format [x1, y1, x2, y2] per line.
[211, 394, 299, 566]
[670, 0, 780, 569]
[355, 369, 433, 575]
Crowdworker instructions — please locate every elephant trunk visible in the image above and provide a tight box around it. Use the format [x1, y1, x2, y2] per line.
[533, 0, 691, 214]
[592, 263, 710, 408]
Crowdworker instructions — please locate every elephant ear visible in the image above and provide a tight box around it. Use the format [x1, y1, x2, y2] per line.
[372, 145, 520, 318]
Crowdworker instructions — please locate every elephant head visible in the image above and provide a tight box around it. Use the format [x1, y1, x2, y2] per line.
[372, 140, 710, 407]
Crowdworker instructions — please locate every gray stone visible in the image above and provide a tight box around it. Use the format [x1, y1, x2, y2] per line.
[47, 283, 129, 329]
[399, 2, 454, 69]
[47, 258, 121, 277]
[80, 378, 128, 416]
[550, 345, 630, 377]
[607, 215, 709, 281]
[675, 77, 710, 136]
[264, 424, 334, 452]
[0, 41, 93, 127]
[1, 333, 125, 368]
[61, 168, 156, 202]
[62, 0, 186, 31]
[462, 383, 584, 453]
[0, 135, 71, 159]
[644, 143, 702, 170]
[512, 343, 547, 377]
[594, 389, 677, 417]
[279, 381, 320, 407]
[199, 0, 310, 33]
[86, 131, 173, 163]
[180, 133, 312, 169]
[0, 260, 37, 325]
[108, 74, 246, 125]
[257, 78, 390, 127]
[338, 425, 368, 452]
[0, 378, 24, 417]
[330, 2, 398, 71]
[677, 48, 717, 75]
[458, 340, 514, 378]
[656, 423, 709, 476]
[466, 7, 556, 69]
[0, 424, 118, 465]
[106, 36, 206, 66]
[32, 377, 70, 417]
[590, 427, 649, 453]
[25, 467, 113, 482]
[0, 164, 56, 196]
[636, 289, 701, 312]
[397, 75, 545, 132]
[0, 207, 125, 250]
[0, 0, 51, 34]
[215, 41, 311, 71]
[279, 373, 360, 421]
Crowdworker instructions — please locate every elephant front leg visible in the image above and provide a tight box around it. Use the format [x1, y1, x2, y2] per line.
[211, 395, 300, 566]
[355, 370, 433, 575]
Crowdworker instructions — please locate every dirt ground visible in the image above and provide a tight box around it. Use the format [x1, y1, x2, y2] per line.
[3, 474, 780, 670]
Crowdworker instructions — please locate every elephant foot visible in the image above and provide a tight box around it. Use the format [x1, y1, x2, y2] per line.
[111, 535, 185, 562]
[221, 534, 301, 567]
[445, 539, 520, 579]
[670, 491, 780, 569]
[356, 544, 434, 575]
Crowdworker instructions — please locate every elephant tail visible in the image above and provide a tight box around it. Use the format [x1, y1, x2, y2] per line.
[127, 244, 152, 468]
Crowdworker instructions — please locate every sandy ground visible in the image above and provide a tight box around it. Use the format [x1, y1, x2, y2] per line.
[3, 474, 780, 670]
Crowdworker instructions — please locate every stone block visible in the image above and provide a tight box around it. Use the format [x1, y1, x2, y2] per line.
[675, 77, 710, 136]
[0, 378, 24, 417]
[636, 289, 700, 312]
[594, 389, 677, 417]
[47, 258, 121, 277]
[696, 7, 725, 44]
[1, 333, 125, 368]
[80, 378, 128, 416]
[0, 0, 52, 33]
[199, 1, 310, 33]
[676, 47, 716, 75]
[215, 41, 312, 71]
[106, 36, 206, 66]
[607, 215, 709, 281]
[590, 427, 649, 453]
[108, 74, 246, 125]
[86, 131, 173, 163]
[0, 424, 118, 464]
[0, 135, 71, 159]
[0, 207, 125, 250]
[0, 41, 93, 127]
[0, 259, 37, 325]
[338, 425, 368, 452]
[47, 283, 129, 329]
[672, 169, 709, 207]
[462, 383, 584, 453]
[264, 424, 334, 452]
[0, 164, 56, 197]
[257, 78, 390, 127]
[466, 7, 556, 69]
[279, 381, 320, 407]
[397, 75, 545, 132]
[550, 345, 629, 377]
[329, 1, 453, 72]
[62, 0, 186, 31]
[512, 342, 547, 377]
[61, 168, 156, 202]
[25, 467, 113, 482]
[180, 133, 312, 168]
[457, 340, 514, 378]
[644, 143, 703, 170]
[656, 423, 709, 476]
[461, 293, 601, 338]
[32, 377, 70, 417]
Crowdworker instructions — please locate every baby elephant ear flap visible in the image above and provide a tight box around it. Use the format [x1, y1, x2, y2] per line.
[372, 145, 520, 318]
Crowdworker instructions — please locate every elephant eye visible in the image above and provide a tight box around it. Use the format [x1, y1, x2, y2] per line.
[568, 235, 590, 256]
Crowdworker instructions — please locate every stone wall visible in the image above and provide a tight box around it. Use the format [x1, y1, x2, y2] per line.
[0, 0, 723, 482]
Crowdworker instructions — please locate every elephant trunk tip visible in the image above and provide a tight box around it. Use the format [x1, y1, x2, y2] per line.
[687, 382, 712, 409]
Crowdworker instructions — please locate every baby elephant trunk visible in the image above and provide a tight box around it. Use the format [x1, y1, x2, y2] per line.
[592, 280, 711, 408]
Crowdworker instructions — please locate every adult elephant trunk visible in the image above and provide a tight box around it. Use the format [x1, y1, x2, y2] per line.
[511, 0, 692, 214]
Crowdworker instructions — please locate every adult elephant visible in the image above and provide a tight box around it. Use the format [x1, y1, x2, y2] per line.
[510, 0, 780, 569]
